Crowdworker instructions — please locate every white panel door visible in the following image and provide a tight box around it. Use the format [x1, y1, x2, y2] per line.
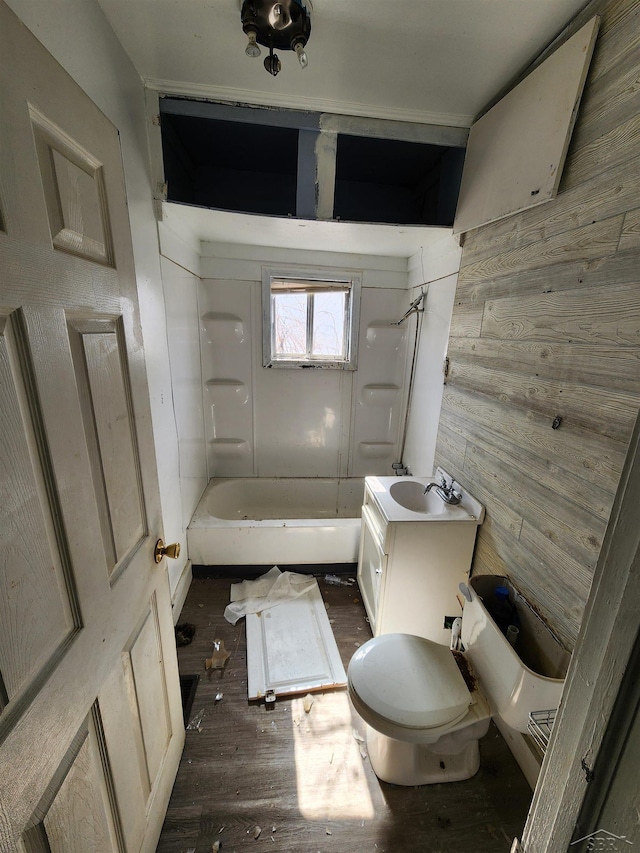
[245, 582, 347, 701]
[0, 4, 183, 852]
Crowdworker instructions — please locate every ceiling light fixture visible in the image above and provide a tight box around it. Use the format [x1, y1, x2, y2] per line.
[241, 0, 311, 77]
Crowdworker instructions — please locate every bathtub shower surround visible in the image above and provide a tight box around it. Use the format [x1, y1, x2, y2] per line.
[198, 257, 410, 480]
[187, 477, 364, 565]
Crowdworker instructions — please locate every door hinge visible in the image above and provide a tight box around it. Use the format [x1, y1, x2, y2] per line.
[265, 689, 277, 705]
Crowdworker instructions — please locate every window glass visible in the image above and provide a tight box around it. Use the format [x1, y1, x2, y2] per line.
[263, 271, 360, 369]
[273, 292, 307, 357]
[312, 291, 346, 358]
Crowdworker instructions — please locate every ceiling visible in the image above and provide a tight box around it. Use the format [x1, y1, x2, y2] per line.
[97, 0, 589, 258]
[97, 0, 588, 127]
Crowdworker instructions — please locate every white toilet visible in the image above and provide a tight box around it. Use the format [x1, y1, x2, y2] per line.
[348, 577, 568, 786]
[348, 633, 491, 784]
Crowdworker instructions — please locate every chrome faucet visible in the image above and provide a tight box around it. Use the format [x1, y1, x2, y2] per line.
[424, 476, 462, 505]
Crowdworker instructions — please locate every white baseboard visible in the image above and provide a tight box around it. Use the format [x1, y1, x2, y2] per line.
[171, 559, 193, 624]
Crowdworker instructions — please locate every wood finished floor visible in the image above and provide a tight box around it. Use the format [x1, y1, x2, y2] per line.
[157, 576, 533, 853]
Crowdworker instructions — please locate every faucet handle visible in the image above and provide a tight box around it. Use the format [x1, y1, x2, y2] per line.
[392, 462, 409, 476]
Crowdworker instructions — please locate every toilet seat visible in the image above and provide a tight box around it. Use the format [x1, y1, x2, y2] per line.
[348, 633, 472, 743]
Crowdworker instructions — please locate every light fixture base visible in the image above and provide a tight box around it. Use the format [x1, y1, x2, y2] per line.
[241, 0, 311, 60]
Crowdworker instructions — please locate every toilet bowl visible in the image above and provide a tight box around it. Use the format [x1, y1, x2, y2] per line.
[348, 575, 569, 786]
[348, 633, 491, 785]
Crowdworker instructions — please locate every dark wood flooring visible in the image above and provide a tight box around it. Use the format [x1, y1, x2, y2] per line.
[157, 576, 533, 853]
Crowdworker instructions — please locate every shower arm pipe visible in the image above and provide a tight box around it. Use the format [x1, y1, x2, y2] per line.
[397, 288, 427, 467]
[393, 290, 426, 325]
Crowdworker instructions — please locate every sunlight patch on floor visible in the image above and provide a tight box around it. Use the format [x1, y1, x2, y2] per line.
[291, 690, 376, 821]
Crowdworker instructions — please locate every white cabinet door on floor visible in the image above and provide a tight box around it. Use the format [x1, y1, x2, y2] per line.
[0, 4, 183, 851]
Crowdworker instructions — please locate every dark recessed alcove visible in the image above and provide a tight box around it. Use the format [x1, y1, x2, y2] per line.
[333, 135, 465, 227]
[159, 99, 466, 225]
[161, 113, 298, 216]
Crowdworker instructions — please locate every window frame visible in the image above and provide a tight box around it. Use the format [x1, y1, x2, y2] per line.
[262, 267, 361, 370]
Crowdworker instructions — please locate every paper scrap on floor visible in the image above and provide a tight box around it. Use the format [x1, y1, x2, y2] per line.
[224, 566, 315, 624]
[225, 567, 348, 701]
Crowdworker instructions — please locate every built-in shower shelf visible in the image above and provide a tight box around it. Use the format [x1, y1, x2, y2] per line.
[359, 441, 394, 458]
[209, 438, 250, 456]
[202, 312, 245, 339]
[365, 323, 407, 346]
[360, 384, 400, 406]
[205, 379, 249, 404]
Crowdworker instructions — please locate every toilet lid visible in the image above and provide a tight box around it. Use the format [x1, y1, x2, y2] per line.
[348, 633, 470, 730]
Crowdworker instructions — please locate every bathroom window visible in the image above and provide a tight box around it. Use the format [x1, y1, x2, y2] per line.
[262, 269, 361, 369]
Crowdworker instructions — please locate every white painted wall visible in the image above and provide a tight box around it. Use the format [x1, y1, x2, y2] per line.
[199, 242, 411, 480]
[402, 234, 462, 476]
[158, 221, 208, 533]
[6, 0, 189, 605]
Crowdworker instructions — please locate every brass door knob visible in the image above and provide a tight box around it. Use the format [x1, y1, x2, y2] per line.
[154, 538, 181, 563]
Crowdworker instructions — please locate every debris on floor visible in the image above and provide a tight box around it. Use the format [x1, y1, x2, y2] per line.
[224, 567, 315, 624]
[175, 622, 196, 646]
[486, 823, 500, 841]
[303, 693, 314, 713]
[324, 574, 355, 586]
[205, 639, 231, 670]
[211, 842, 221, 852]
[214, 691, 223, 703]
[186, 708, 205, 732]
[253, 826, 262, 839]
[353, 728, 368, 760]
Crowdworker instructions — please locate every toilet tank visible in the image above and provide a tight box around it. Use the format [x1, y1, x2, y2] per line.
[461, 575, 571, 733]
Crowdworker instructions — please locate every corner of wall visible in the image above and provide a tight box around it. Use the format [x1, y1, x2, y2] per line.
[159, 204, 202, 277]
[403, 232, 461, 477]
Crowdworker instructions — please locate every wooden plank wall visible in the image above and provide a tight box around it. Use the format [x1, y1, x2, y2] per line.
[435, 0, 640, 650]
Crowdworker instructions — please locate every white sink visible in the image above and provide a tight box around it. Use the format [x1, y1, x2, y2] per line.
[389, 481, 447, 515]
[365, 470, 485, 524]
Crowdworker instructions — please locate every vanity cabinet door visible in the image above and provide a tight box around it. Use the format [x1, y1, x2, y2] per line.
[357, 505, 388, 634]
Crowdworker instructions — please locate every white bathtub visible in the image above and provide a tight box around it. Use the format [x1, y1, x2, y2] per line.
[187, 477, 364, 565]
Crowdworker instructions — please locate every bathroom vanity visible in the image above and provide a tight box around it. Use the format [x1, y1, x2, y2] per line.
[357, 469, 484, 645]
